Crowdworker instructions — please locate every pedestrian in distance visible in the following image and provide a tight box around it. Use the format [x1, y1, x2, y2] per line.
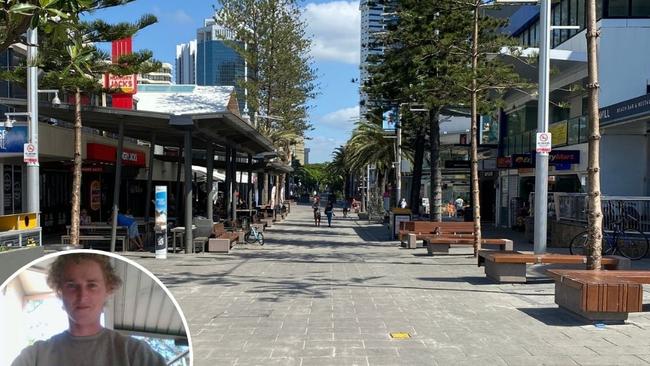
[324, 201, 334, 227]
[312, 200, 321, 227]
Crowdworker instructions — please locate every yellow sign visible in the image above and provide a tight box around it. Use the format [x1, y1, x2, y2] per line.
[0, 213, 38, 231]
[549, 120, 568, 147]
[390, 332, 411, 339]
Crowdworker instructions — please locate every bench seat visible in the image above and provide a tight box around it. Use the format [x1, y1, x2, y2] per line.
[547, 269, 650, 322]
[400, 222, 474, 246]
[207, 223, 239, 253]
[61, 235, 127, 251]
[416, 234, 513, 254]
[478, 251, 630, 283]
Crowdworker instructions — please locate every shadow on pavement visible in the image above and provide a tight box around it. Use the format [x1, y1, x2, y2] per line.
[517, 307, 594, 326]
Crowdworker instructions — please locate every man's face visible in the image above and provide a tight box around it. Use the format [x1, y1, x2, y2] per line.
[59, 260, 112, 329]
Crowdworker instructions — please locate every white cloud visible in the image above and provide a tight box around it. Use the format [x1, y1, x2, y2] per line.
[317, 106, 359, 130]
[303, 1, 360, 64]
[306, 136, 347, 163]
[171, 10, 194, 25]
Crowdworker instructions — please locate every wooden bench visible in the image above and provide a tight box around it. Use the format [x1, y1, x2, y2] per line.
[478, 251, 631, 283]
[61, 235, 127, 251]
[400, 221, 474, 247]
[420, 234, 513, 255]
[548, 269, 650, 322]
[207, 223, 240, 253]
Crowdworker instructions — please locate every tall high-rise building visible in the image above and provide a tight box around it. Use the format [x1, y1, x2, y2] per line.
[359, 0, 394, 120]
[196, 18, 246, 113]
[175, 40, 196, 84]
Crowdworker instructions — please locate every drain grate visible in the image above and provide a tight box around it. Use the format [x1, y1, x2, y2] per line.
[389, 332, 411, 339]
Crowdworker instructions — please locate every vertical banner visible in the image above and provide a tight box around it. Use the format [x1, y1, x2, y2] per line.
[154, 185, 168, 259]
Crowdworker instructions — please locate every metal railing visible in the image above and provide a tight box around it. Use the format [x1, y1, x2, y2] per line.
[556, 193, 650, 233]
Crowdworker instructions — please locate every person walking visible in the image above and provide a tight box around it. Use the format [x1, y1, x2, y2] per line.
[312, 199, 321, 227]
[324, 201, 334, 227]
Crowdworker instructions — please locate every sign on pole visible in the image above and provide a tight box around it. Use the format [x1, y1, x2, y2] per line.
[23, 143, 38, 164]
[536, 132, 552, 154]
[154, 185, 168, 259]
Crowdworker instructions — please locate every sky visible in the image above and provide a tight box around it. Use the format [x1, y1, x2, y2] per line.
[85, 0, 361, 163]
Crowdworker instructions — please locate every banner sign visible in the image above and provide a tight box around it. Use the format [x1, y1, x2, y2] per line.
[0, 127, 28, 155]
[154, 185, 168, 259]
[549, 120, 568, 146]
[382, 106, 398, 131]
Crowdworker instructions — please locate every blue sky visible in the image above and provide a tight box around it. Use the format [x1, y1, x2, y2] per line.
[85, 0, 360, 163]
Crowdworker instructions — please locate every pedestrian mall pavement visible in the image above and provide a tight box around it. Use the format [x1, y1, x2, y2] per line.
[127, 204, 650, 366]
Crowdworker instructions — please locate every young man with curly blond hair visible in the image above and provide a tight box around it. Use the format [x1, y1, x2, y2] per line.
[11, 253, 166, 366]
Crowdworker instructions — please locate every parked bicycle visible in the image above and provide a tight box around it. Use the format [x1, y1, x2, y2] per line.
[244, 224, 264, 245]
[569, 215, 649, 260]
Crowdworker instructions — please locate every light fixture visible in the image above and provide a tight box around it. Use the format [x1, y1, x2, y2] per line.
[4, 115, 13, 129]
[51, 92, 61, 105]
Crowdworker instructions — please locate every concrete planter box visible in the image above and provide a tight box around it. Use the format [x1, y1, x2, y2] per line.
[357, 212, 369, 220]
[0, 246, 45, 284]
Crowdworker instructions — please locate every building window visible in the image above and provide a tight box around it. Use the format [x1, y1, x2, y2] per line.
[607, 0, 629, 17]
[631, 0, 650, 16]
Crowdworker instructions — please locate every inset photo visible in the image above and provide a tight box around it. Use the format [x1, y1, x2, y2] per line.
[0, 250, 192, 366]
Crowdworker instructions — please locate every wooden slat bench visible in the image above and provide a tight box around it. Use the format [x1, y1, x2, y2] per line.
[207, 223, 240, 253]
[548, 269, 650, 322]
[400, 221, 474, 248]
[420, 234, 513, 255]
[478, 251, 630, 283]
[61, 235, 127, 251]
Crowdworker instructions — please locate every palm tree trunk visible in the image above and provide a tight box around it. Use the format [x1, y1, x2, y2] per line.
[586, 0, 603, 270]
[70, 88, 83, 246]
[409, 127, 425, 215]
[429, 109, 442, 222]
[471, 3, 482, 257]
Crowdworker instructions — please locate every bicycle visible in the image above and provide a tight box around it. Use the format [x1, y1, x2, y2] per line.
[244, 224, 264, 245]
[569, 215, 649, 260]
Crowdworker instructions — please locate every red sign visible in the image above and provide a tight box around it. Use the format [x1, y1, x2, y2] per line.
[104, 37, 135, 109]
[496, 156, 511, 169]
[86, 143, 146, 167]
[90, 180, 101, 211]
[104, 74, 137, 94]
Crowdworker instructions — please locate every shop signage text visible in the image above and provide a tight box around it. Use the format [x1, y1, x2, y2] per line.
[500, 150, 580, 169]
[444, 160, 471, 169]
[600, 93, 650, 126]
[104, 74, 137, 94]
[86, 143, 146, 167]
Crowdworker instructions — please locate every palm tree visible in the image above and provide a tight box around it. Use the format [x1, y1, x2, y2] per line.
[345, 121, 396, 217]
[37, 15, 159, 246]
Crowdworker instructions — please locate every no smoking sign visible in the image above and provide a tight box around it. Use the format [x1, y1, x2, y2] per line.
[23, 143, 38, 164]
[536, 132, 552, 154]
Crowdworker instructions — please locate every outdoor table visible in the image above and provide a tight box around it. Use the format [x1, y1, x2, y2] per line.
[170, 225, 197, 253]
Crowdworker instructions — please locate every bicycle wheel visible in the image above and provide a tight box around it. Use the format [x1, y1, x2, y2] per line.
[569, 230, 589, 255]
[245, 231, 257, 244]
[258, 233, 264, 246]
[615, 229, 649, 260]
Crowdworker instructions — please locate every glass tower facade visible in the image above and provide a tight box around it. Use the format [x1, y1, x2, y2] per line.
[196, 20, 246, 113]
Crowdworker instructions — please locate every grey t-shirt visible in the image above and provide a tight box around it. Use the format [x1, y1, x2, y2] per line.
[11, 328, 167, 366]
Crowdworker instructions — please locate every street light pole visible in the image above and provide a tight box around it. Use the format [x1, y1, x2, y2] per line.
[396, 116, 402, 204]
[26, 27, 40, 219]
[533, 0, 551, 254]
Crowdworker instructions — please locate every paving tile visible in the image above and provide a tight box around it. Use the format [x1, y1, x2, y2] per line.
[129, 205, 650, 366]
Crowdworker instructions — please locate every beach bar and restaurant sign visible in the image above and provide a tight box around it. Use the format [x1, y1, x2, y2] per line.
[600, 93, 650, 126]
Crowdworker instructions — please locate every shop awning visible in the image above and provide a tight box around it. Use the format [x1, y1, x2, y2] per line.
[0, 97, 276, 155]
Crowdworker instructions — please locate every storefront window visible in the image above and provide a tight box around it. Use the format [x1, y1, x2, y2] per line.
[569, 0, 579, 36]
[552, 4, 561, 46]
